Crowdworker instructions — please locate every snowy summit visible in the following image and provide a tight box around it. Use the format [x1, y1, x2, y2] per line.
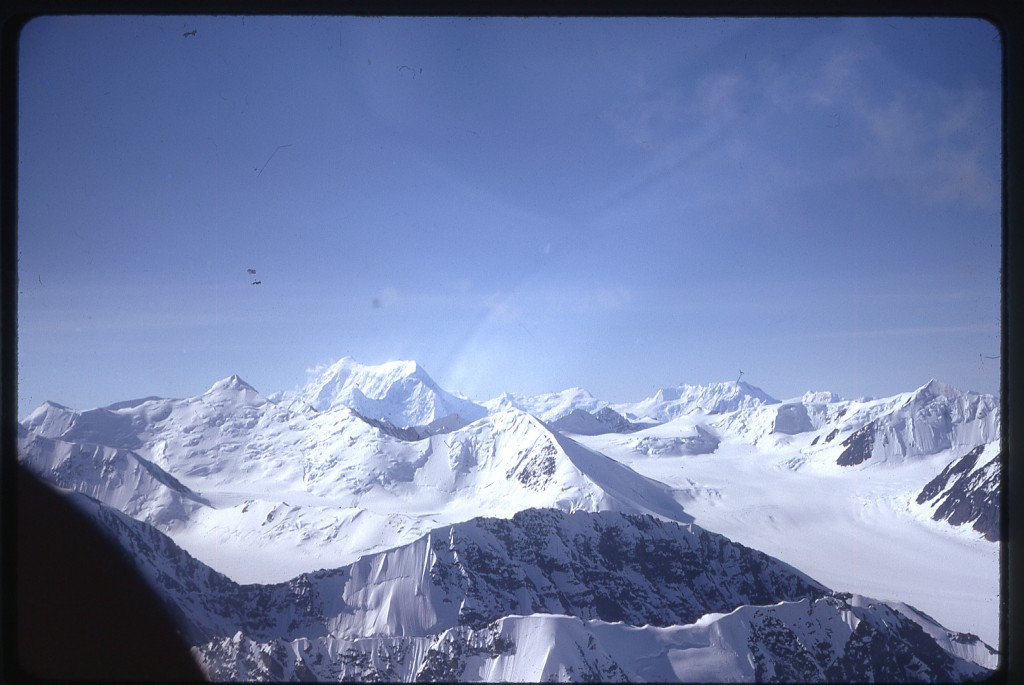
[297, 357, 486, 427]
[16, 355, 1002, 681]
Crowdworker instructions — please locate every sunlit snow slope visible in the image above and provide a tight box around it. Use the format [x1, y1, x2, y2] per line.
[19, 369, 689, 582]
[18, 359, 1001, 651]
[571, 380, 1001, 646]
[63, 493, 996, 682]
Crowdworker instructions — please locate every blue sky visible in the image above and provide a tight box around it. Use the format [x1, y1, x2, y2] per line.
[17, 16, 1002, 415]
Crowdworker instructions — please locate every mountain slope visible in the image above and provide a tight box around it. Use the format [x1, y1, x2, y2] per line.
[615, 380, 779, 422]
[19, 383, 695, 582]
[20, 375, 305, 490]
[18, 364, 1001, 662]
[68, 497, 825, 642]
[298, 357, 486, 426]
[831, 380, 999, 466]
[684, 379, 1000, 467]
[548, 407, 651, 436]
[17, 425, 209, 528]
[572, 382, 1001, 646]
[915, 443, 1001, 541]
[198, 598, 994, 682]
[60, 491, 993, 682]
[482, 387, 606, 422]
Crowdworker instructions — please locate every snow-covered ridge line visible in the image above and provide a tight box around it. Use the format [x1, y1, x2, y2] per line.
[613, 379, 780, 422]
[19, 378, 699, 582]
[67, 493, 996, 682]
[24, 355, 994, 440]
[198, 598, 996, 683]
[296, 357, 487, 427]
[16, 356, 1002, 658]
[17, 425, 209, 528]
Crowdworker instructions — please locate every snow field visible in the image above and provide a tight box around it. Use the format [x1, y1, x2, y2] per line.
[574, 425, 999, 647]
[19, 359, 1001, 655]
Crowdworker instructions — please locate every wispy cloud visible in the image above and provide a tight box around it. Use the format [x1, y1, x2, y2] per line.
[601, 75, 686, 149]
[602, 27, 999, 215]
[694, 70, 746, 119]
[805, 46, 863, 108]
[801, 44, 1000, 212]
[603, 69, 748, 150]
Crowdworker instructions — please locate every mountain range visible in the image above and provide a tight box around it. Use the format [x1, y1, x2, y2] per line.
[17, 357, 1002, 681]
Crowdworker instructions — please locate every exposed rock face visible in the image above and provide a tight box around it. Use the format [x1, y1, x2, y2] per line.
[834, 381, 999, 466]
[593, 406, 650, 432]
[17, 366, 1002, 683]
[837, 422, 876, 466]
[62, 494, 993, 682]
[421, 509, 829, 630]
[917, 445, 1001, 541]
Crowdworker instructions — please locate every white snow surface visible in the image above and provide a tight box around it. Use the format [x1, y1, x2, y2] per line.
[18, 359, 1001, 649]
[577, 407, 1000, 646]
[612, 380, 779, 422]
[482, 387, 607, 421]
[195, 600, 994, 682]
[18, 373, 689, 584]
[297, 357, 486, 426]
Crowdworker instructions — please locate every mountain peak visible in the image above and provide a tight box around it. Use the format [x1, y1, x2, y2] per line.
[486, 405, 550, 433]
[729, 380, 758, 394]
[624, 379, 778, 421]
[42, 399, 72, 410]
[300, 357, 485, 426]
[207, 375, 259, 395]
[21, 400, 78, 435]
[834, 379, 999, 467]
[483, 387, 605, 422]
[801, 390, 843, 405]
[913, 378, 963, 402]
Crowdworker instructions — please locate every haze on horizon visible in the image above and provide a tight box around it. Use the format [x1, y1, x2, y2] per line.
[17, 15, 1001, 416]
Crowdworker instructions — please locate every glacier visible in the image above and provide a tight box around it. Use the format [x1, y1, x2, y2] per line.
[17, 356, 1002, 680]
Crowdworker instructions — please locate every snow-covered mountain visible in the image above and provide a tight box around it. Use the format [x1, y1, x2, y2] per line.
[17, 358, 1002, 673]
[297, 357, 487, 427]
[614, 380, 779, 422]
[18, 373, 691, 582]
[17, 424, 208, 528]
[547, 406, 651, 436]
[482, 387, 606, 421]
[830, 379, 1000, 466]
[915, 442, 1001, 541]
[670, 378, 1001, 468]
[199, 599, 995, 683]
[60, 493, 996, 682]
[22, 374, 309, 491]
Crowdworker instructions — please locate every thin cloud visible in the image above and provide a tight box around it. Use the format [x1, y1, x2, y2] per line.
[806, 46, 863, 108]
[694, 70, 747, 119]
[800, 43, 999, 212]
